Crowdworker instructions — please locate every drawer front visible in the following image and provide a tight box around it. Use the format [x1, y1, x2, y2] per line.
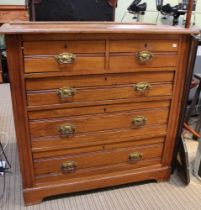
[32, 127, 167, 156]
[110, 40, 179, 53]
[35, 158, 162, 184]
[34, 143, 164, 179]
[23, 40, 105, 55]
[27, 83, 173, 107]
[24, 55, 105, 74]
[30, 108, 169, 138]
[26, 72, 174, 91]
[28, 100, 171, 120]
[109, 54, 177, 71]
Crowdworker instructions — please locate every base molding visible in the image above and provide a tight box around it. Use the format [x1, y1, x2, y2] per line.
[23, 166, 171, 206]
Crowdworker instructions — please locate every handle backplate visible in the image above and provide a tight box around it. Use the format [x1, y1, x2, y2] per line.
[133, 82, 151, 94]
[61, 161, 76, 173]
[56, 87, 76, 99]
[58, 124, 75, 137]
[132, 116, 147, 127]
[55, 52, 76, 64]
[136, 51, 153, 64]
[129, 152, 143, 162]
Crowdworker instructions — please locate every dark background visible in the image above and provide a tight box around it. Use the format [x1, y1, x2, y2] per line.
[29, 0, 115, 21]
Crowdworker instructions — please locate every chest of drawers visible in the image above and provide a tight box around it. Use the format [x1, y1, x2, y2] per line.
[0, 22, 198, 205]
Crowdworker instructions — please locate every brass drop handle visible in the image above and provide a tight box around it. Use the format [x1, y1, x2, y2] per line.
[133, 82, 151, 94]
[136, 51, 153, 64]
[55, 52, 76, 64]
[58, 124, 75, 137]
[129, 152, 143, 162]
[56, 87, 76, 99]
[132, 116, 147, 127]
[61, 161, 76, 174]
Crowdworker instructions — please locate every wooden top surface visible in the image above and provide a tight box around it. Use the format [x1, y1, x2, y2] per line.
[0, 22, 199, 35]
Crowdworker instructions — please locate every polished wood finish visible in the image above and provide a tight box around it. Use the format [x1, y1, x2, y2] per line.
[24, 55, 105, 73]
[0, 5, 28, 23]
[23, 40, 105, 55]
[28, 100, 170, 120]
[109, 54, 177, 71]
[110, 39, 179, 52]
[31, 125, 167, 153]
[0, 22, 198, 206]
[27, 83, 173, 107]
[185, 0, 193, 28]
[5, 35, 34, 189]
[34, 143, 163, 178]
[0, 22, 198, 34]
[32, 136, 165, 158]
[0, 5, 28, 83]
[26, 72, 174, 91]
[29, 108, 169, 137]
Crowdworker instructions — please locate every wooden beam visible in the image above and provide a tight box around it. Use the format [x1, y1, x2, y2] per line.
[185, 0, 193, 28]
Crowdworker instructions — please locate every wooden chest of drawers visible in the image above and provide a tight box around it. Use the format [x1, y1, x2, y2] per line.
[0, 22, 198, 205]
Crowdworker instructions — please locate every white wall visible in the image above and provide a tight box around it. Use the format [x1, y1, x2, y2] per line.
[0, 0, 25, 4]
[0, 0, 200, 27]
[115, 0, 201, 27]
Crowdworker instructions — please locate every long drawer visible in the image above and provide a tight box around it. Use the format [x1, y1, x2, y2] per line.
[25, 72, 174, 91]
[28, 100, 170, 120]
[34, 142, 164, 183]
[29, 107, 169, 138]
[32, 136, 166, 158]
[27, 83, 173, 107]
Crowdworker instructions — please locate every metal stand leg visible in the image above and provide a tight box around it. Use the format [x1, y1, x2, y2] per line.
[186, 79, 201, 122]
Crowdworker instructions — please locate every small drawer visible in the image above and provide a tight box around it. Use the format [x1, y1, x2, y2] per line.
[24, 55, 105, 74]
[23, 40, 105, 55]
[109, 53, 177, 72]
[27, 83, 173, 107]
[25, 72, 174, 91]
[110, 40, 179, 53]
[29, 107, 169, 138]
[34, 143, 164, 183]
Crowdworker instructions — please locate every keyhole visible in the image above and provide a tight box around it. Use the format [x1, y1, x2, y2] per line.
[104, 108, 107, 112]
[144, 43, 148, 48]
[104, 77, 108, 81]
[64, 44, 68, 49]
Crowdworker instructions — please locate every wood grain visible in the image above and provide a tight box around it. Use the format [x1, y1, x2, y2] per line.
[31, 125, 167, 153]
[0, 5, 28, 23]
[33, 137, 165, 159]
[110, 40, 179, 52]
[29, 108, 169, 138]
[2, 23, 197, 205]
[34, 143, 164, 175]
[23, 40, 105, 55]
[0, 22, 198, 34]
[27, 83, 173, 107]
[5, 35, 34, 188]
[109, 54, 177, 71]
[28, 100, 170, 120]
[162, 35, 191, 166]
[24, 55, 105, 74]
[35, 159, 162, 184]
[25, 72, 174, 91]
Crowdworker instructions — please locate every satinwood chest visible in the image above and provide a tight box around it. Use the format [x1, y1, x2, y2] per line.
[0, 22, 198, 205]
